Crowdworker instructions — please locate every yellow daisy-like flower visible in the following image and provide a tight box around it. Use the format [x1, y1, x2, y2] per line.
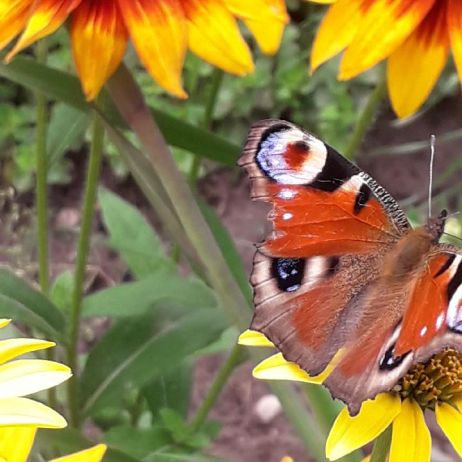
[309, 0, 462, 118]
[0, 319, 71, 429]
[0, 426, 106, 462]
[239, 329, 462, 461]
[0, 0, 288, 100]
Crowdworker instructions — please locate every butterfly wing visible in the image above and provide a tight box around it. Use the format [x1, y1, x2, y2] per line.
[324, 248, 462, 413]
[239, 119, 411, 383]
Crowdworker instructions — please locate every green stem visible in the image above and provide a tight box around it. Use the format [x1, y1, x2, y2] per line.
[189, 69, 224, 184]
[107, 65, 329, 461]
[344, 69, 387, 160]
[35, 40, 49, 296]
[67, 110, 105, 428]
[370, 426, 392, 462]
[190, 344, 245, 432]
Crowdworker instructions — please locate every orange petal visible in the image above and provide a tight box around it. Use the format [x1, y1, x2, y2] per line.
[339, 0, 436, 79]
[7, 0, 82, 61]
[447, 0, 462, 82]
[387, 0, 449, 118]
[0, 0, 33, 49]
[182, 0, 254, 76]
[227, 0, 289, 55]
[117, 0, 187, 98]
[71, 0, 128, 101]
[310, 0, 366, 72]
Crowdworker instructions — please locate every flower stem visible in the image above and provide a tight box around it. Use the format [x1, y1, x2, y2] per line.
[67, 110, 105, 428]
[370, 425, 392, 462]
[344, 69, 387, 160]
[189, 68, 224, 184]
[35, 40, 49, 296]
[190, 344, 245, 432]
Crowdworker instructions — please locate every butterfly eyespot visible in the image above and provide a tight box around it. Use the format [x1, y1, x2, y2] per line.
[271, 258, 305, 293]
[379, 344, 410, 371]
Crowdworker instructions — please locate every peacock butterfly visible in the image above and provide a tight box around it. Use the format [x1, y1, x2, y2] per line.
[239, 119, 462, 415]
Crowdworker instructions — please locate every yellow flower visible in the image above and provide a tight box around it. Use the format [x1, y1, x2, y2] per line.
[0, 319, 71, 429]
[0, 0, 288, 100]
[309, 0, 461, 118]
[240, 330, 462, 461]
[0, 426, 106, 462]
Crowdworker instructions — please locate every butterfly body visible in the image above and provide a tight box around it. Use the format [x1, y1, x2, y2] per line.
[239, 119, 462, 414]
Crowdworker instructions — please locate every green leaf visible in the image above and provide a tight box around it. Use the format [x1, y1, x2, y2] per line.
[47, 103, 88, 166]
[143, 361, 193, 418]
[80, 309, 226, 415]
[200, 202, 252, 303]
[82, 269, 217, 318]
[50, 270, 74, 312]
[99, 188, 172, 278]
[0, 58, 239, 165]
[0, 270, 65, 342]
[36, 428, 140, 462]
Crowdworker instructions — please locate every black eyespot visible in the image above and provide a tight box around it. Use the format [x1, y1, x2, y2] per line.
[271, 258, 305, 292]
[353, 183, 372, 214]
[379, 344, 410, 370]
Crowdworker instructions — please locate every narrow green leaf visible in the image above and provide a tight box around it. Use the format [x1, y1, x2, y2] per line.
[0, 58, 239, 165]
[0, 270, 65, 341]
[143, 361, 192, 419]
[99, 188, 172, 278]
[82, 269, 217, 318]
[81, 309, 226, 415]
[199, 202, 252, 303]
[47, 103, 88, 165]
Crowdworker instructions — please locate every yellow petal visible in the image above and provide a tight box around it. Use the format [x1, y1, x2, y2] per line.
[238, 330, 274, 347]
[253, 353, 329, 383]
[7, 0, 82, 61]
[227, 0, 289, 55]
[50, 444, 107, 462]
[117, 0, 187, 98]
[339, 0, 436, 80]
[0, 397, 66, 428]
[0, 0, 33, 50]
[0, 320, 11, 329]
[389, 399, 431, 462]
[280, 457, 294, 462]
[183, 0, 254, 76]
[326, 393, 401, 461]
[308, 0, 337, 3]
[0, 339, 55, 365]
[447, 0, 462, 82]
[387, 2, 449, 118]
[71, 0, 128, 101]
[310, 0, 364, 72]
[0, 360, 71, 398]
[435, 402, 462, 456]
[0, 426, 36, 462]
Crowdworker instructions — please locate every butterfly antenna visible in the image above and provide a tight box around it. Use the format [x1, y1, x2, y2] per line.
[428, 134, 436, 218]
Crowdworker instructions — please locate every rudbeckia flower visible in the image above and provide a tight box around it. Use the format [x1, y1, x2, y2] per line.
[0, 0, 288, 100]
[239, 329, 462, 461]
[309, 0, 461, 118]
[0, 426, 107, 462]
[0, 319, 71, 429]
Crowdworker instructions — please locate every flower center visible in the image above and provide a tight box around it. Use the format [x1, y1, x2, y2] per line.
[394, 349, 462, 409]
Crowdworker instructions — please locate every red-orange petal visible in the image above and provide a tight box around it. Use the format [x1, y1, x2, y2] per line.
[447, 0, 462, 82]
[339, 0, 436, 80]
[117, 0, 187, 98]
[7, 0, 82, 61]
[0, 0, 33, 49]
[387, 0, 449, 118]
[182, 0, 254, 76]
[71, 0, 128, 101]
[310, 0, 366, 72]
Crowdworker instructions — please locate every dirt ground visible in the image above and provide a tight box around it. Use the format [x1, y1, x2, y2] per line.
[2, 94, 462, 461]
